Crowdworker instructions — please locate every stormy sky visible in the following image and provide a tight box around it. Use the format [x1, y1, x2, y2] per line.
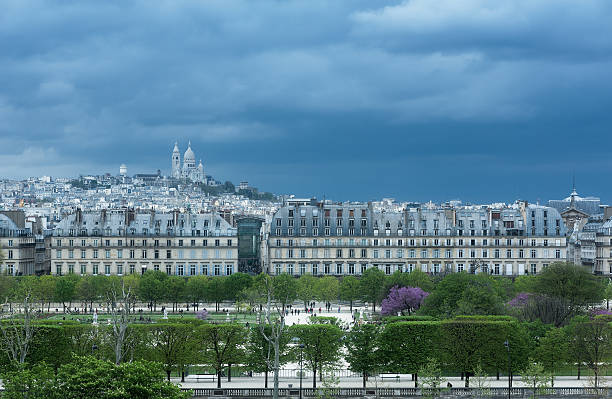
[1, 0, 611, 203]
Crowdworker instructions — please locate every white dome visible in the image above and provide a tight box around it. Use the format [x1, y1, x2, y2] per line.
[184, 141, 195, 162]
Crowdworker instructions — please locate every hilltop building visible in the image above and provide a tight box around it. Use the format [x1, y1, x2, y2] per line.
[171, 141, 205, 183]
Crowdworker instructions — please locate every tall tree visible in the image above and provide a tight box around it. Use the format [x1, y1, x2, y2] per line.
[55, 274, 79, 312]
[164, 276, 186, 312]
[360, 268, 385, 312]
[297, 274, 318, 309]
[339, 276, 360, 313]
[291, 324, 344, 388]
[186, 275, 208, 310]
[570, 317, 612, 388]
[255, 273, 296, 399]
[207, 276, 227, 312]
[344, 324, 381, 388]
[106, 279, 134, 364]
[535, 327, 570, 386]
[144, 323, 196, 381]
[225, 272, 253, 302]
[36, 275, 56, 312]
[381, 286, 429, 316]
[199, 324, 245, 388]
[76, 275, 98, 311]
[245, 325, 291, 388]
[534, 262, 604, 307]
[139, 270, 166, 311]
[0, 281, 35, 363]
[316, 276, 339, 305]
[378, 321, 441, 387]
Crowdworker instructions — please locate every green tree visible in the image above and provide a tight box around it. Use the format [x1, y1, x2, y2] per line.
[378, 321, 441, 387]
[534, 262, 604, 307]
[0, 274, 17, 310]
[339, 276, 361, 313]
[521, 360, 551, 398]
[297, 274, 318, 309]
[290, 324, 344, 388]
[535, 327, 569, 386]
[272, 273, 298, 311]
[384, 270, 434, 296]
[139, 271, 166, 311]
[245, 325, 292, 388]
[37, 275, 56, 312]
[207, 276, 227, 312]
[143, 323, 196, 381]
[440, 319, 529, 387]
[344, 323, 381, 388]
[1, 362, 59, 399]
[360, 268, 385, 312]
[55, 274, 79, 312]
[186, 275, 208, 310]
[56, 356, 188, 399]
[316, 276, 339, 304]
[571, 317, 612, 388]
[198, 323, 246, 388]
[422, 273, 506, 318]
[418, 357, 445, 398]
[164, 276, 186, 312]
[225, 272, 253, 302]
[76, 275, 98, 310]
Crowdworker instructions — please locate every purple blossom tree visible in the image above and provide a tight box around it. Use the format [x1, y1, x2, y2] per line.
[507, 292, 533, 308]
[196, 309, 209, 321]
[381, 286, 429, 316]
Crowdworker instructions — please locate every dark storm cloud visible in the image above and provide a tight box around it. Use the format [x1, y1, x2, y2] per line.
[1, 0, 611, 202]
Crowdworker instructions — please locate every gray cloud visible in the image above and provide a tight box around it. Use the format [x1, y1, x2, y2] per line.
[0, 0, 611, 201]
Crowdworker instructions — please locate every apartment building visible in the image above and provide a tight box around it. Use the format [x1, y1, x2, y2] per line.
[0, 212, 36, 276]
[267, 201, 567, 277]
[51, 209, 238, 276]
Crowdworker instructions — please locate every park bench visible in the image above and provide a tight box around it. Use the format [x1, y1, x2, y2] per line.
[187, 374, 216, 382]
[379, 374, 400, 382]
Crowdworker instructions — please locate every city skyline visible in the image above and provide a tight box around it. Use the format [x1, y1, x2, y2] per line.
[1, 1, 611, 203]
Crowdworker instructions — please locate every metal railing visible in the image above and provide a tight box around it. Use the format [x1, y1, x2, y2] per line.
[180, 387, 612, 398]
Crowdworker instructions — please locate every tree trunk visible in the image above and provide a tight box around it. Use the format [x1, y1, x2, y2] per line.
[265, 370, 268, 388]
[217, 369, 222, 388]
[414, 372, 418, 388]
[350, 300, 353, 313]
[465, 372, 470, 388]
[181, 370, 185, 383]
[577, 363, 581, 380]
[228, 364, 232, 382]
[273, 338, 280, 399]
[312, 364, 317, 389]
[496, 369, 500, 380]
[363, 372, 367, 388]
[167, 370, 171, 381]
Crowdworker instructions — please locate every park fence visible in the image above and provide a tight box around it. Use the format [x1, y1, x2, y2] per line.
[179, 387, 612, 398]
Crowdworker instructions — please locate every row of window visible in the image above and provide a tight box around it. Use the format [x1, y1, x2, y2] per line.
[54, 238, 233, 248]
[274, 248, 564, 259]
[272, 262, 548, 276]
[55, 248, 234, 260]
[275, 227, 562, 237]
[54, 263, 235, 276]
[273, 238, 564, 247]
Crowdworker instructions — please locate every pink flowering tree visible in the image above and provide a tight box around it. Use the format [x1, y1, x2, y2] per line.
[381, 286, 429, 316]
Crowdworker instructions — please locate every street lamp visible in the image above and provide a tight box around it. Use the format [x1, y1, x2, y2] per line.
[504, 340, 511, 399]
[299, 343, 305, 399]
